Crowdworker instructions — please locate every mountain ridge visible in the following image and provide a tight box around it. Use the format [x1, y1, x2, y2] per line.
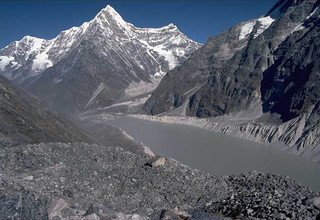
[142, 0, 320, 162]
[0, 5, 201, 112]
[0, 5, 199, 83]
[0, 74, 90, 145]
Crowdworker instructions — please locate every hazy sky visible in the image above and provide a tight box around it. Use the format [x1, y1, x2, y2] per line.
[0, 0, 277, 48]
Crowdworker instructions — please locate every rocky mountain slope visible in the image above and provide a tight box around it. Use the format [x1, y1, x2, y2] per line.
[0, 74, 89, 145]
[0, 5, 201, 112]
[143, 0, 320, 162]
[0, 70, 155, 157]
[142, 16, 275, 115]
[1, 142, 319, 219]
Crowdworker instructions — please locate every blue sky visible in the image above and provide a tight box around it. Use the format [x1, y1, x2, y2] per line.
[0, 0, 277, 48]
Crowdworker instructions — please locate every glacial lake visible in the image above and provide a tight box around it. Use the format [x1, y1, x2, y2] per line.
[106, 116, 320, 192]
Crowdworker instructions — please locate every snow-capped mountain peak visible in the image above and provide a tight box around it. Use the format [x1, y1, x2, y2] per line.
[0, 5, 201, 112]
[98, 5, 127, 24]
[12, 36, 48, 56]
[95, 5, 130, 28]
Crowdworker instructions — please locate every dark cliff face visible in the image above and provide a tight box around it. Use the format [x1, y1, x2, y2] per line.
[187, 0, 318, 118]
[143, 0, 320, 118]
[261, 10, 320, 122]
[0, 75, 90, 144]
[142, 19, 259, 115]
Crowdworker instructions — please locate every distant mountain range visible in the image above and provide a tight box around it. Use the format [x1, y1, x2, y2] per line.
[143, 0, 320, 162]
[0, 5, 200, 112]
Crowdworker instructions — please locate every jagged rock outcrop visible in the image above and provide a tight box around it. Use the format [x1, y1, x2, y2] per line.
[0, 5, 201, 112]
[143, 0, 320, 161]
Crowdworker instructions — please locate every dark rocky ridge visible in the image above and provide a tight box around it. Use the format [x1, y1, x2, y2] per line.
[1, 142, 319, 219]
[142, 18, 261, 115]
[142, 0, 320, 161]
[186, 0, 318, 118]
[261, 9, 320, 121]
[0, 74, 89, 145]
[143, 0, 319, 116]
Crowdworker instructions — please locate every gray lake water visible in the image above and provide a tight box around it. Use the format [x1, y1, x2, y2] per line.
[107, 116, 320, 192]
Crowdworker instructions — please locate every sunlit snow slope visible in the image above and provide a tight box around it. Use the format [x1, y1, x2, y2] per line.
[0, 5, 201, 112]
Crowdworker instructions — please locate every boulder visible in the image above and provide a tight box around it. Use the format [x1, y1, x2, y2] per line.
[305, 196, 320, 209]
[145, 156, 166, 167]
[48, 198, 68, 219]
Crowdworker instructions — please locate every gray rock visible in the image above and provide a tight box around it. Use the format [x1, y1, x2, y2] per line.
[0, 187, 49, 219]
[48, 198, 68, 219]
[0, 142, 319, 219]
[157, 210, 185, 220]
[151, 209, 191, 220]
[83, 213, 100, 220]
[146, 156, 166, 167]
[306, 196, 320, 209]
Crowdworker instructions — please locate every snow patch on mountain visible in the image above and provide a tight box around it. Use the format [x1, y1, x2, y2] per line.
[292, 23, 305, 33]
[101, 5, 129, 29]
[254, 16, 275, 38]
[306, 6, 319, 19]
[239, 21, 256, 40]
[239, 16, 274, 40]
[138, 38, 185, 76]
[53, 78, 62, 84]
[152, 44, 177, 69]
[291, 6, 319, 34]
[85, 83, 106, 108]
[32, 52, 53, 72]
[22, 36, 47, 57]
[154, 71, 166, 77]
[0, 56, 14, 71]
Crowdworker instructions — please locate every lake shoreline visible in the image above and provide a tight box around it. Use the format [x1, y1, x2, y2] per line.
[98, 114, 320, 192]
[127, 114, 320, 164]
